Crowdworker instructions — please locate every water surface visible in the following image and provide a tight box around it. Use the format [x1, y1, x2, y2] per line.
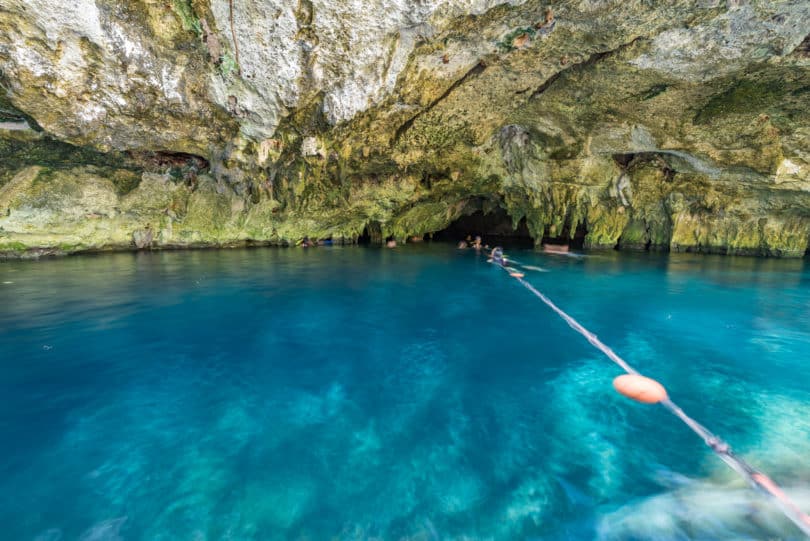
[1, 246, 809, 540]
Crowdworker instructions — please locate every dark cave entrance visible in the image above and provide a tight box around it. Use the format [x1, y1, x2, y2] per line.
[432, 207, 534, 247]
[358, 221, 382, 245]
[541, 220, 588, 250]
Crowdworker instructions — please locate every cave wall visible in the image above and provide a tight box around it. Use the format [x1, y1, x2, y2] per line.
[0, 0, 808, 256]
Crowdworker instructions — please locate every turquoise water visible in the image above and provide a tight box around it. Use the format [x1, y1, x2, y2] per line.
[1, 246, 809, 540]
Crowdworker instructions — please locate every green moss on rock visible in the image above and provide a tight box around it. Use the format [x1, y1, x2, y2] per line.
[171, 0, 202, 37]
[694, 79, 782, 125]
[2, 1, 809, 257]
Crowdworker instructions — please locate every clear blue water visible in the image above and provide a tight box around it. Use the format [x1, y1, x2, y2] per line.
[1, 246, 810, 541]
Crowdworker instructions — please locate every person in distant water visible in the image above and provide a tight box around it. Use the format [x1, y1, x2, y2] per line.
[472, 235, 482, 250]
[410, 235, 424, 243]
[386, 237, 397, 248]
[490, 246, 505, 266]
[542, 242, 569, 254]
[457, 240, 468, 249]
[301, 236, 314, 247]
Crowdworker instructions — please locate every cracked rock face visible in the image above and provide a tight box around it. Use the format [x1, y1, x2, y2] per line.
[0, 0, 809, 256]
[0, 0, 237, 154]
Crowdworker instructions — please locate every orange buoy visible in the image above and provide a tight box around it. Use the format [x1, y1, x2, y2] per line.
[509, 272, 525, 278]
[613, 374, 668, 404]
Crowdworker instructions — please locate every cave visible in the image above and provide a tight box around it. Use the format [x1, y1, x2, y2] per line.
[358, 221, 382, 244]
[541, 220, 588, 250]
[613, 151, 675, 181]
[432, 208, 534, 246]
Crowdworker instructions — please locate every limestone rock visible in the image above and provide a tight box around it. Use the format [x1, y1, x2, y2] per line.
[0, 1, 808, 256]
[132, 228, 154, 249]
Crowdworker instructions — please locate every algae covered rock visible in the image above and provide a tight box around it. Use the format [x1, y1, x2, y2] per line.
[1, 0, 809, 256]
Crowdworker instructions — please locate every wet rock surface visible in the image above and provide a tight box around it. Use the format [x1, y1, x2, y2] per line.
[1, 1, 808, 256]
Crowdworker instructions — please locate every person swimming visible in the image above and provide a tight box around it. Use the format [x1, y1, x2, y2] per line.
[490, 246, 505, 266]
[472, 235, 482, 250]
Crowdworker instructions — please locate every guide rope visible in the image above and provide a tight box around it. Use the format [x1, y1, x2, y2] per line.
[493, 252, 810, 538]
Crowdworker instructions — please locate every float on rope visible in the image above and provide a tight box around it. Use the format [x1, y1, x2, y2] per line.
[488, 249, 810, 538]
[613, 374, 668, 404]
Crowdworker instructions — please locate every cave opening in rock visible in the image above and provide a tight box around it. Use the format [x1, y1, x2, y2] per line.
[613, 151, 675, 181]
[432, 207, 534, 246]
[125, 150, 211, 187]
[541, 220, 588, 250]
[358, 221, 382, 245]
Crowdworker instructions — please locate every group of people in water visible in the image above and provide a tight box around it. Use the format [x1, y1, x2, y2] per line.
[458, 235, 507, 266]
[300, 236, 332, 247]
[457, 235, 484, 250]
[299, 233, 510, 262]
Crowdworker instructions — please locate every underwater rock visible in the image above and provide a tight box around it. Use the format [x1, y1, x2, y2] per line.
[77, 517, 127, 541]
[597, 481, 810, 541]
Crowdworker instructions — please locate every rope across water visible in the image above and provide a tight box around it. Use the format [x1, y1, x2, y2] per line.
[492, 253, 810, 538]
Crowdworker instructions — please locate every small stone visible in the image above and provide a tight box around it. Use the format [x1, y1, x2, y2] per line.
[301, 137, 321, 157]
[512, 33, 531, 49]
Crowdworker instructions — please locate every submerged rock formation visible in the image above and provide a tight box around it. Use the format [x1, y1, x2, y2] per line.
[1, 0, 808, 256]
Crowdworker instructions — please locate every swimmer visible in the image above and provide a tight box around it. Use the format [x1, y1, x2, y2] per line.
[386, 238, 397, 248]
[473, 235, 482, 250]
[457, 240, 468, 249]
[542, 242, 569, 254]
[490, 246, 505, 266]
[301, 236, 314, 247]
